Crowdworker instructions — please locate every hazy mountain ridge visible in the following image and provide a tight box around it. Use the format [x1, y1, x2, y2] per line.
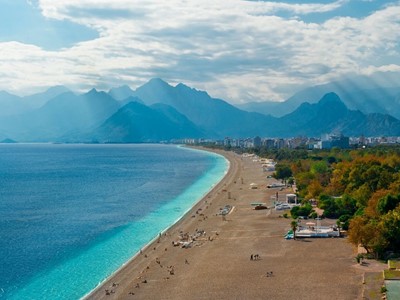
[274, 93, 400, 137]
[0, 91, 24, 116]
[1, 79, 400, 142]
[131, 78, 276, 137]
[108, 85, 137, 101]
[0, 86, 71, 117]
[0, 89, 120, 141]
[238, 76, 400, 119]
[90, 101, 203, 143]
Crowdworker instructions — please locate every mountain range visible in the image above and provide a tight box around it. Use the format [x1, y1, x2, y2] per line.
[1, 78, 400, 143]
[238, 74, 400, 119]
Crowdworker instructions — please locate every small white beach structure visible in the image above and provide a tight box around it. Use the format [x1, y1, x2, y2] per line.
[286, 194, 299, 205]
[274, 194, 300, 210]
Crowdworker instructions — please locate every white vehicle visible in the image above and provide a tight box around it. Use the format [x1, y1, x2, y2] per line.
[275, 203, 291, 210]
[267, 183, 285, 188]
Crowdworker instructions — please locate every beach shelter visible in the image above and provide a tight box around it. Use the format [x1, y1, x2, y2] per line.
[286, 193, 298, 204]
[251, 202, 266, 206]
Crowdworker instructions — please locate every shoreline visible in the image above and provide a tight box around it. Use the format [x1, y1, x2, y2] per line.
[84, 146, 234, 299]
[2, 144, 230, 300]
[86, 147, 372, 300]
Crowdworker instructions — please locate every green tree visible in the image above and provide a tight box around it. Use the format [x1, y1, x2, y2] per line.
[290, 204, 313, 219]
[348, 216, 387, 257]
[311, 160, 328, 175]
[377, 194, 400, 215]
[336, 194, 357, 216]
[274, 164, 292, 180]
[381, 206, 400, 251]
[338, 214, 351, 230]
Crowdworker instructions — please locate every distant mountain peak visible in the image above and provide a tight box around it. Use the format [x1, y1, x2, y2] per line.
[319, 92, 341, 104]
[146, 78, 171, 88]
[317, 92, 348, 112]
[122, 96, 144, 105]
[297, 101, 312, 110]
[83, 89, 114, 102]
[108, 85, 135, 101]
[176, 82, 191, 89]
[109, 85, 133, 93]
[85, 88, 99, 95]
[175, 82, 210, 98]
[92, 100, 203, 142]
[149, 77, 167, 83]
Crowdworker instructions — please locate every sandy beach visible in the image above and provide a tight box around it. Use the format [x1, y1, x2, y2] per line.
[86, 147, 376, 300]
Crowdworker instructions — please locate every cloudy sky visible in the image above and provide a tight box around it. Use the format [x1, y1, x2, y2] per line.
[1, 0, 400, 103]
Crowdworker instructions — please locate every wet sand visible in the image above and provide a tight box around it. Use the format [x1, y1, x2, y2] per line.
[86, 148, 366, 300]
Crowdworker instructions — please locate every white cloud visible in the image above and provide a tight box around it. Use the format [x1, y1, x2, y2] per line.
[244, 0, 348, 15]
[37, 0, 349, 19]
[362, 64, 400, 74]
[0, 0, 399, 102]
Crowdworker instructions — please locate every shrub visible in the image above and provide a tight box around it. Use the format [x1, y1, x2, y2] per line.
[355, 254, 364, 264]
[291, 203, 313, 219]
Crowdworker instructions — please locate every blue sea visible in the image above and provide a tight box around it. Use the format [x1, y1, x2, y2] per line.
[0, 144, 228, 299]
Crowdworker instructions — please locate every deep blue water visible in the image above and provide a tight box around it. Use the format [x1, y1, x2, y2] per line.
[0, 144, 228, 299]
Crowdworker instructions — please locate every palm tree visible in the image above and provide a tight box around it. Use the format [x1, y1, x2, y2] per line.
[291, 220, 298, 240]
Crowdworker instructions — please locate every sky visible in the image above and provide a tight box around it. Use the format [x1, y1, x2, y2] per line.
[0, 0, 400, 103]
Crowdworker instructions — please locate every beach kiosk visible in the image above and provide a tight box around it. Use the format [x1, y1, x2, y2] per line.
[286, 193, 298, 205]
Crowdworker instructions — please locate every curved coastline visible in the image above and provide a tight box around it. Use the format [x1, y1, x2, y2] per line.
[5, 144, 229, 300]
[84, 146, 232, 299]
[85, 146, 366, 300]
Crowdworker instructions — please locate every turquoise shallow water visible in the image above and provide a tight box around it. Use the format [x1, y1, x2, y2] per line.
[386, 280, 400, 300]
[0, 144, 228, 299]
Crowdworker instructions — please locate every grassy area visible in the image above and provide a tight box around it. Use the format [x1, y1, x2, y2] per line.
[384, 269, 400, 280]
[388, 260, 400, 270]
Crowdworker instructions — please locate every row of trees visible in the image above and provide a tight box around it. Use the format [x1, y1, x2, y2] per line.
[270, 146, 400, 258]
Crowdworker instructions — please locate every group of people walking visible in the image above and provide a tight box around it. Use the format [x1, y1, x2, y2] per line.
[250, 254, 260, 260]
